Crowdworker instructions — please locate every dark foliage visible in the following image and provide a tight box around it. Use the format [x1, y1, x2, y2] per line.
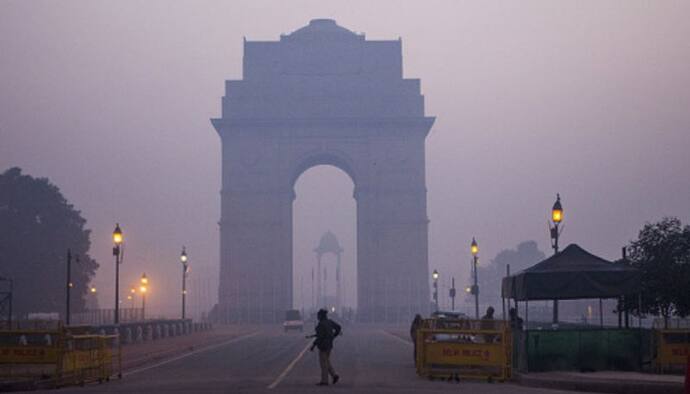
[476, 241, 546, 306]
[0, 167, 99, 317]
[625, 217, 690, 321]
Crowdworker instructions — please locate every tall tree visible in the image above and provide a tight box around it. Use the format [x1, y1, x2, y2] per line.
[626, 217, 690, 324]
[0, 167, 99, 318]
[475, 241, 546, 307]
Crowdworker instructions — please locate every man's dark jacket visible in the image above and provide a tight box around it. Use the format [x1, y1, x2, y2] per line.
[313, 319, 342, 351]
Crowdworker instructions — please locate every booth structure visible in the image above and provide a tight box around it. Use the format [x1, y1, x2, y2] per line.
[501, 244, 642, 372]
[502, 244, 639, 313]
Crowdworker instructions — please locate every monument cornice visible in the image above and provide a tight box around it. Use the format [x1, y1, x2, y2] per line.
[211, 116, 435, 134]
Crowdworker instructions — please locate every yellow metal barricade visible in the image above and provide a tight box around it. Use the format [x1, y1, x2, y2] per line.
[654, 329, 690, 372]
[0, 327, 121, 387]
[416, 318, 512, 381]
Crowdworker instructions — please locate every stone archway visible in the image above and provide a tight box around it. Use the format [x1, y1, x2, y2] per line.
[212, 19, 434, 323]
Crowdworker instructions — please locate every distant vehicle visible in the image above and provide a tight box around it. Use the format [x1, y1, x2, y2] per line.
[283, 309, 304, 333]
[430, 311, 468, 320]
[27, 312, 60, 320]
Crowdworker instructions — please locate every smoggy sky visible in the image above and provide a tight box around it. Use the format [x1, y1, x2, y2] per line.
[1, 1, 689, 318]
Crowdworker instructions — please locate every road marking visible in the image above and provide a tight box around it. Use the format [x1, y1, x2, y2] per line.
[123, 331, 261, 377]
[380, 329, 413, 346]
[267, 340, 312, 389]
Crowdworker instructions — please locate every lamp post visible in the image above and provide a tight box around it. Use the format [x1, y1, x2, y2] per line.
[130, 287, 136, 309]
[550, 194, 563, 254]
[112, 224, 123, 324]
[65, 249, 72, 326]
[471, 237, 479, 319]
[140, 273, 148, 320]
[180, 247, 189, 320]
[449, 277, 456, 311]
[432, 269, 439, 312]
[549, 194, 563, 324]
[0, 276, 14, 329]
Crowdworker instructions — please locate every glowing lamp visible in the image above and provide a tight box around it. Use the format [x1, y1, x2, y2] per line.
[471, 237, 479, 256]
[113, 223, 123, 245]
[552, 194, 563, 224]
[432, 269, 439, 280]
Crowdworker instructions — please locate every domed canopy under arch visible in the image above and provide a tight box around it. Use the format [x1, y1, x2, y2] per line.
[315, 231, 343, 256]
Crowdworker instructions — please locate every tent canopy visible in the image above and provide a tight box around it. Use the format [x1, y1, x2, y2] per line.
[501, 243, 640, 301]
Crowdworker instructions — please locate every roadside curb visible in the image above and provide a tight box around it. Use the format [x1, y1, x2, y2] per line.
[516, 372, 685, 394]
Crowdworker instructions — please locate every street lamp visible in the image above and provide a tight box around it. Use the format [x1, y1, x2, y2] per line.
[449, 277, 457, 311]
[65, 249, 72, 326]
[471, 237, 479, 319]
[180, 246, 189, 320]
[112, 224, 123, 324]
[129, 287, 136, 309]
[432, 269, 439, 312]
[550, 194, 563, 254]
[0, 276, 14, 329]
[549, 194, 563, 325]
[140, 273, 148, 320]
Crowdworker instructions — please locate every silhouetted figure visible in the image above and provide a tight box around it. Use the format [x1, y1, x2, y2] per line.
[309, 309, 341, 386]
[410, 314, 423, 362]
[481, 306, 495, 322]
[509, 307, 523, 331]
[481, 306, 496, 343]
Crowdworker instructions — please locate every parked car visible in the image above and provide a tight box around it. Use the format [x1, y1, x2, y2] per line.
[283, 309, 304, 333]
[430, 311, 468, 320]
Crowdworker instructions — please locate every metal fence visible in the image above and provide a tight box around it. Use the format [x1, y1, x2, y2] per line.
[70, 308, 144, 326]
[524, 328, 650, 372]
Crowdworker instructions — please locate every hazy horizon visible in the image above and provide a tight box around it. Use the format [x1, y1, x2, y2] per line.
[1, 1, 689, 318]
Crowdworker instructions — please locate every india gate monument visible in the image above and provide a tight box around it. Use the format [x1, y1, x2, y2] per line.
[211, 19, 435, 323]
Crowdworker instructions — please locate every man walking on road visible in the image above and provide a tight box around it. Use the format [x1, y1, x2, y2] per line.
[309, 309, 341, 386]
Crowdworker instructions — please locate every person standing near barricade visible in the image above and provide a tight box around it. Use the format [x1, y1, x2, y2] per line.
[481, 306, 496, 343]
[410, 314, 422, 362]
[509, 307, 523, 331]
[309, 309, 341, 386]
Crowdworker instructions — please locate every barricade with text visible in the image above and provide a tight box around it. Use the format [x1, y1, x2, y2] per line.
[0, 324, 121, 387]
[415, 318, 512, 381]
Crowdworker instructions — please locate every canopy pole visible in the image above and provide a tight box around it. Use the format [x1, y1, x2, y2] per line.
[638, 293, 642, 329]
[525, 300, 529, 329]
[502, 297, 506, 322]
[503, 264, 510, 321]
[599, 298, 604, 328]
[625, 295, 630, 328]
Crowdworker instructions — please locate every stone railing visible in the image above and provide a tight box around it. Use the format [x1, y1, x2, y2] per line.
[66, 319, 213, 345]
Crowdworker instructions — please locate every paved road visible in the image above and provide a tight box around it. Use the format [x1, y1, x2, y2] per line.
[50, 326, 595, 394]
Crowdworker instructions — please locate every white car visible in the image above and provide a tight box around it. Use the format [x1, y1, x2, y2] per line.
[283, 310, 304, 332]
